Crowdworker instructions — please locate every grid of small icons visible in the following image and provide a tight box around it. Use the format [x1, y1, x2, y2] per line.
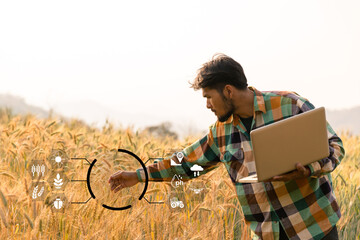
[167, 152, 207, 211]
[28, 149, 69, 211]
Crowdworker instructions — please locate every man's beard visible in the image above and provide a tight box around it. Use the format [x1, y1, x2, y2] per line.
[218, 96, 235, 122]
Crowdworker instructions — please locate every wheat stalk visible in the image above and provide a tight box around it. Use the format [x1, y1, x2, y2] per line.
[0, 113, 358, 239]
[0, 208, 7, 228]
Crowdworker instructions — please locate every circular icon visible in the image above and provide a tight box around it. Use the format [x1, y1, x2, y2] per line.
[87, 149, 149, 211]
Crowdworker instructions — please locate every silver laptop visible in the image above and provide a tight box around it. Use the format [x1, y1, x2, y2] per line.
[238, 107, 329, 183]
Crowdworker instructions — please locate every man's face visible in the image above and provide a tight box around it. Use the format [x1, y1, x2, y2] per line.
[202, 87, 235, 122]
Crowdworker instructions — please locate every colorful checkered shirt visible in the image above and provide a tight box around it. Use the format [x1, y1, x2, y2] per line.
[136, 86, 345, 240]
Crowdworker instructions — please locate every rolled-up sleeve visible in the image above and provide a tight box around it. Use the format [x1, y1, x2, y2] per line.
[295, 97, 345, 177]
[307, 122, 345, 177]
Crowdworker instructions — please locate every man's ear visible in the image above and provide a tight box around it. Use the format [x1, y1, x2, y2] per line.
[223, 85, 233, 99]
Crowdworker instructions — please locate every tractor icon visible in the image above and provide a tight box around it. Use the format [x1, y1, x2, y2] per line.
[170, 197, 184, 209]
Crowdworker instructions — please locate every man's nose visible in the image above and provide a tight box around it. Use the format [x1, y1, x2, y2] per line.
[206, 99, 212, 109]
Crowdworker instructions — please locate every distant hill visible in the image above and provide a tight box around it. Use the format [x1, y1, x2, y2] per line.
[326, 107, 360, 135]
[0, 94, 49, 118]
[1, 93, 359, 135]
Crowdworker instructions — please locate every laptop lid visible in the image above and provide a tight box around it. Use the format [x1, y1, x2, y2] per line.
[246, 107, 329, 182]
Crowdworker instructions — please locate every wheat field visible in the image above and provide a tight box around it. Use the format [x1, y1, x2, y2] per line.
[0, 109, 359, 240]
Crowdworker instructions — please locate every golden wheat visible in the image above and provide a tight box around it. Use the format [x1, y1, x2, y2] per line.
[0, 110, 359, 239]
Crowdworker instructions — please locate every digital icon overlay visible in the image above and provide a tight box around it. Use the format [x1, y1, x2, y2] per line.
[190, 164, 204, 177]
[186, 181, 207, 202]
[48, 193, 68, 212]
[170, 197, 184, 209]
[54, 173, 64, 189]
[171, 174, 184, 188]
[167, 191, 186, 212]
[47, 171, 69, 191]
[28, 148, 208, 212]
[170, 152, 184, 166]
[48, 149, 68, 169]
[28, 160, 49, 180]
[29, 181, 49, 201]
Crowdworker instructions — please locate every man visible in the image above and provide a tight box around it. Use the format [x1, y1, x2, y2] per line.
[108, 54, 345, 240]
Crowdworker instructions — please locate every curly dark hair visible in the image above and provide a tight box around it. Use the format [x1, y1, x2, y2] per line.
[190, 53, 248, 93]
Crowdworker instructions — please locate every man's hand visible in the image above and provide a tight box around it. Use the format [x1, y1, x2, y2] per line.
[108, 171, 139, 193]
[266, 163, 311, 182]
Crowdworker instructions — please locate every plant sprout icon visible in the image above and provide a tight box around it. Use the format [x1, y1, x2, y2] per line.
[190, 164, 204, 177]
[31, 164, 46, 177]
[54, 173, 63, 189]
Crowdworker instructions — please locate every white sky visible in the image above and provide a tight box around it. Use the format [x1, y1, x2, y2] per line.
[1, 0, 359, 133]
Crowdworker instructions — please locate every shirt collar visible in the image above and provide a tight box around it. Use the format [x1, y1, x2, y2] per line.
[249, 86, 266, 114]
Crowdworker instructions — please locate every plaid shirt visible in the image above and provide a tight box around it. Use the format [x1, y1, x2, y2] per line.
[136, 86, 345, 240]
